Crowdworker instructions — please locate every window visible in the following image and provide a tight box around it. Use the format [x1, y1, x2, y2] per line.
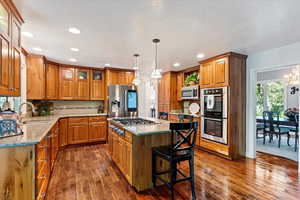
[256, 80, 286, 117]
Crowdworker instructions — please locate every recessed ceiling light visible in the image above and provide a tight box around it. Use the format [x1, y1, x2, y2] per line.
[197, 53, 205, 59]
[22, 31, 34, 38]
[104, 63, 110, 67]
[68, 27, 80, 34]
[70, 47, 79, 52]
[69, 58, 77, 62]
[32, 47, 42, 52]
[173, 63, 180, 67]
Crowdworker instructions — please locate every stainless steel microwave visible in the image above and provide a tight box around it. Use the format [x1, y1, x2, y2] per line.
[181, 85, 199, 100]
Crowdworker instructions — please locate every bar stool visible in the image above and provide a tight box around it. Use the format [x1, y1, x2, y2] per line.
[152, 122, 198, 200]
[178, 114, 194, 122]
[159, 112, 169, 120]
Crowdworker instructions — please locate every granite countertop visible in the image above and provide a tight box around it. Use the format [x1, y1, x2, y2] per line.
[108, 117, 172, 136]
[0, 113, 107, 148]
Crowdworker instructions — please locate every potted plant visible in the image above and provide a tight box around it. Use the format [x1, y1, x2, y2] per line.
[184, 72, 199, 86]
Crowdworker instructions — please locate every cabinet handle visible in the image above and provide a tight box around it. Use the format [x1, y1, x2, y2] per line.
[38, 158, 48, 162]
[38, 174, 47, 179]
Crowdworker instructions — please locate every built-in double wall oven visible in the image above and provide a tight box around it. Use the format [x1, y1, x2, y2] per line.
[200, 87, 228, 144]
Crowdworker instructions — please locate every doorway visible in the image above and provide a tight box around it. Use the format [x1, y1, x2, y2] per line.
[255, 66, 299, 161]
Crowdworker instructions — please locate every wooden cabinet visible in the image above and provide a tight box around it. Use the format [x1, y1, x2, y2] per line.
[68, 117, 89, 144]
[36, 132, 51, 200]
[110, 130, 132, 184]
[158, 72, 181, 113]
[76, 68, 90, 100]
[88, 116, 107, 142]
[214, 57, 229, 87]
[90, 70, 105, 100]
[0, 36, 10, 95]
[200, 57, 229, 88]
[45, 63, 59, 99]
[59, 118, 68, 148]
[27, 55, 46, 99]
[200, 61, 214, 88]
[59, 67, 76, 100]
[199, 52, 247, 160]
[105, 68, 135, 85]
[50, 122, 59, 170]
[0, 0, 23, 97]
[176, 72, 183, 101]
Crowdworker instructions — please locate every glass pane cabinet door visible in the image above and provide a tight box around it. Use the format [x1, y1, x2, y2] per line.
[78, 71, 88, 80]
[0, 2, 9, 36]
[92, 71, 102, 80]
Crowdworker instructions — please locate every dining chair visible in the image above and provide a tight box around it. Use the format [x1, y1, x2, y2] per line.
[286, 114, 299, 151]
[159, 112, 169, 120]
[263, 111, 290, 148]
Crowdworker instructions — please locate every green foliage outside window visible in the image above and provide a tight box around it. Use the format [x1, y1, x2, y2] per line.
[256, 83, 264, 116]
[256, 81, 285, 118]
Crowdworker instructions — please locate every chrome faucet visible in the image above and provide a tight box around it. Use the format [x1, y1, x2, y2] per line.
[19, 102, 36, 121]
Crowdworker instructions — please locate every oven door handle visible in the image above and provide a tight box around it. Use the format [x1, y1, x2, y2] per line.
[203, 117, 224, 122]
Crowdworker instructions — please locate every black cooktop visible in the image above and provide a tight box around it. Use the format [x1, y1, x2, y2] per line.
[113, 118, 156, 126]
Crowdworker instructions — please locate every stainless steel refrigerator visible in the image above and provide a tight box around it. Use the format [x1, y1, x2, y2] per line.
[108, 85, 138, 117]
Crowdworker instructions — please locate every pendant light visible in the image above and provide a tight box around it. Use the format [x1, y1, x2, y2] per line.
[151, 39, 162, 79]
[132, 54, 141, 85]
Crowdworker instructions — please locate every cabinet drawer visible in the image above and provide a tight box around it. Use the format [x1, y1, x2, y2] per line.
[69, 117, 88, 124]
[88, 116, 107, 123]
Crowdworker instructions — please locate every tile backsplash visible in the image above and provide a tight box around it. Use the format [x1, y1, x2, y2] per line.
[31, 100, 104, 115]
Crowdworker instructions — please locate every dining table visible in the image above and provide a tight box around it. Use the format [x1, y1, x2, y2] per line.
[256, 116, 298, 127]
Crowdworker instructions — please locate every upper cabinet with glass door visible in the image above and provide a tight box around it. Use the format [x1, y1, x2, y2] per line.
[0, 0, 10, 39]
[90, 70, 105, 100]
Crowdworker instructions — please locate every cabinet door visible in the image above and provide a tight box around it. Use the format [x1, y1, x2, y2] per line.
[68, 123, 89, 144]
[88, 121, 107, 142]
[214, 57, 229, 87]
[46, 63, 59, 99]
[59, 118, 68, 147]
[176, 72, 183, 101]
[27, 55, 45, 99]
[11, 17, 21, 49]
[125, 71, 134, 85]
[123, 140, 132, 182]
[0, 35, 10, 95]
[11, 48, 20, 96]
[0, 1, 10, 39]
[59, 67, 76, 100]
[76, 68, 90, 100]
[108, 127, 113, 155]
[200, 62, 214, 88]
[90, 70, 104, 100]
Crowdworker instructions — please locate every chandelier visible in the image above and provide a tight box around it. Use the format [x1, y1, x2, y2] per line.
[284, 67, 299, 85]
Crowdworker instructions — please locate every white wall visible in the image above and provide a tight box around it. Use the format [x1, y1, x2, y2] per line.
[246, 41, 300, 161]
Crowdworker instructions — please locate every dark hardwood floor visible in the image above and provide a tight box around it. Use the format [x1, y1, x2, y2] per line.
[46, 144, 299, 200]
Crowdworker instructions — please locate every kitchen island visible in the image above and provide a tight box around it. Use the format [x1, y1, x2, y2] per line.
[108, 117, 172, 191]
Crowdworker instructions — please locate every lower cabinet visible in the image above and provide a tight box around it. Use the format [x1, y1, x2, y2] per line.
[88, 116, 107, 142]
[68, 117, 89, 144]
[59, 118, 68, 147]
[110, 131, 133, 184]
[68, 116, 107, 144]
[35, 123, 58, 200]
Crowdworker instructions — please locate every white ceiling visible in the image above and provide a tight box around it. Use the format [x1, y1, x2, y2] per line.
[13, 0, 300, 73]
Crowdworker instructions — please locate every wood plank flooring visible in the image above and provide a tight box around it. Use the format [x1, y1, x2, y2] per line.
[46, 144, 299, 200]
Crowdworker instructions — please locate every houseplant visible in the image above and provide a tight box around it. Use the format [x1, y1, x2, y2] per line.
[184, 72, 199, 86]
